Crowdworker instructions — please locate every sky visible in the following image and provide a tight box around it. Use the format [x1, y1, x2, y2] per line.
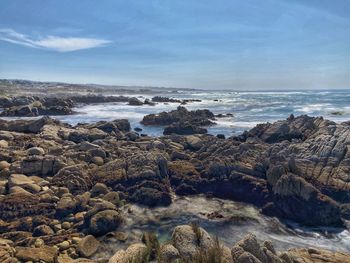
[0, 0, 349, 90]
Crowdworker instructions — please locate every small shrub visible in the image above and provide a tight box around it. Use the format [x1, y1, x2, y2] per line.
[142, 231, 160, 261]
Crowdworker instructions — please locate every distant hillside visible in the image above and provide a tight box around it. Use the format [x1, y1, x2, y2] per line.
[0, 79, 198, 97]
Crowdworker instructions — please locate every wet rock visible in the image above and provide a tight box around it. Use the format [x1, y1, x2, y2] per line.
[128, 97, 144, 106]
[340, 203, 350, 220]
[217, 134, 226, 139]
[151, 96, 182, 103]
[77, 235, 100, 257]
[124, 131, 139, 141]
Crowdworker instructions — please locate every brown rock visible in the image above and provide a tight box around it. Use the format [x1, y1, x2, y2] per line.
[15, 245, 58, 263]
[77, 235, 100, 257]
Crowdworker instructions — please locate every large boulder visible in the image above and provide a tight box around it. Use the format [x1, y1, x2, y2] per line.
[0, 116, 58, 133]
[232, 233, 282, 263]
[159, 244, 180, 263]
[128, 97, 144, 106]
[88, 210, 123, 235]
[52, 164, 93, 194]
[171, 224, 214, 259]
[77, 235, 100, 257]
[268, 173, 342, 226]
[27, 147, 45, 156]
[15, 246, 58, 263]
[141, 106, 215, 126]
[108, 243, 148, 263]
[19, 155, 65, 176]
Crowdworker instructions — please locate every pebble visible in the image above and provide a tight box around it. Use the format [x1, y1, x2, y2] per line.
[34, 238, 44, 247]
[53, 224, 62, 231]
[72, 237, 82, 244]
[0, 140, 9, 148]
[58, 240, 70, 250]
[0, 161, 10, 171]
[27, 147, 45, 155]
[61, 222, 71, 230]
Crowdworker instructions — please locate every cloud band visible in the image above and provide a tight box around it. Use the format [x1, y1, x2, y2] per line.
[0, 29, 111, 52]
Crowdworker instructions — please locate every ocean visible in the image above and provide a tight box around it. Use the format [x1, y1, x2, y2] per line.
[54, 89, 350, 137]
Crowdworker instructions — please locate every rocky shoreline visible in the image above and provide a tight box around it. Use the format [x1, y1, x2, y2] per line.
[0, 108, 350, 262]
[0, 95, 205, 118]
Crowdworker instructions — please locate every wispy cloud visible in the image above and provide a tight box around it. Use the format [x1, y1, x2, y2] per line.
[0, 29, 111, 52]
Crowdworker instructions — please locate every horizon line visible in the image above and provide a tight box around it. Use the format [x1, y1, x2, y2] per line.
[1, 78, 350, 92]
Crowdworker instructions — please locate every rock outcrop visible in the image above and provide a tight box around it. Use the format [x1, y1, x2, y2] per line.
[142, 106, 215, 135]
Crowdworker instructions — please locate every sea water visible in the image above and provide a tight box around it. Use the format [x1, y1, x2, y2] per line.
[53, 89, 350, 137]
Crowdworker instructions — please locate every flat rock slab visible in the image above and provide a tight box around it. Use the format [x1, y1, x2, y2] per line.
[15, 246, 58, 263]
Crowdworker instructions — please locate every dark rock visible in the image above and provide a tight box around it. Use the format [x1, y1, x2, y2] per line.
[128, 97, 143, 106]
[144, 98, 156, 106]
[151, 96, 182, 103]
[33, 224, 54, 236]
[142, 106, 215, 126]
[52, 165, 93, 194]
[88, 209, 123, 236]
[130, 187, 172, 207]
[217, 134, 225, 139]
[164, 123, 207, 135]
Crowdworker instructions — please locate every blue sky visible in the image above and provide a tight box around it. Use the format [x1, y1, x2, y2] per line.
[0, 0, 349, 90]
